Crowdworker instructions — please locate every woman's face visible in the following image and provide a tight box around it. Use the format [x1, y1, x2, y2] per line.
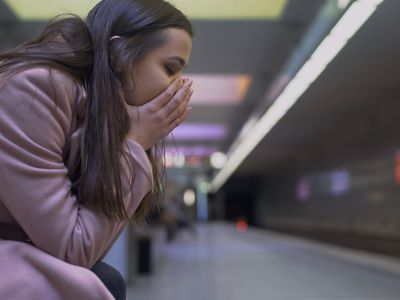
[123, 27, 192, 106]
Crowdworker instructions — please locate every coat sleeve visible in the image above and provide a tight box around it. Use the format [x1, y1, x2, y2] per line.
[0, 67, 153, 268]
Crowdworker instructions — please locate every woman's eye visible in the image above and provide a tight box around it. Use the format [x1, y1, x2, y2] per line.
[165, 65, 175, 75]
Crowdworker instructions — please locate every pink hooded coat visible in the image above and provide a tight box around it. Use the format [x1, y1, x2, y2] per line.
[0, 67, 153, 299]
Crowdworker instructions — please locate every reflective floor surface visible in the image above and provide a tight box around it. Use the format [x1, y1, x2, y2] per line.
[127, 222, 400, 300]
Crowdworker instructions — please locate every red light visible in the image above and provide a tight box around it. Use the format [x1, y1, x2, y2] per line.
[186, 155, 202, 166]
[395, 151, 400, 185]
[236, 220, 248, 232]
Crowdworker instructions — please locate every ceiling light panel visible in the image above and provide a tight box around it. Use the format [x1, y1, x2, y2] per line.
[4, 0, 97, 20]
[168, 123, 228, 141]
[5, 0, 287, 21]
[186, 74, 252, 105]
[170, 0, 288, 20]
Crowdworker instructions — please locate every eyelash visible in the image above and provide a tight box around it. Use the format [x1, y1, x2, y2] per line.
[165, 65, 176, 76]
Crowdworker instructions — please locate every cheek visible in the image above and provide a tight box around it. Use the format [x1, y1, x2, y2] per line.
[125, 73, 170, 106]
[141, 78, 169, 104]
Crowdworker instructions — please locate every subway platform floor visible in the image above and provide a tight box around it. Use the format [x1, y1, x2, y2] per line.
[127, 222, 400, 300]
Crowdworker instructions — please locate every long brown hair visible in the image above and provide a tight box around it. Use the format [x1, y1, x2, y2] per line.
[0, 0, 193, 223]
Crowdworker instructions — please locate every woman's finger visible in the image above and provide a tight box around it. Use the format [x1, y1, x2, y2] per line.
[168, 93, 192, 127]
[168, 106, 192, 132]
[166, 87, 191, 124]
[150, 76, 183, 110]
[162, 80, 192, 116]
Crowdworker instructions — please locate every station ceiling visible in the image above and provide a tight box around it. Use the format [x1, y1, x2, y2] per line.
[1, 0, 397, 189]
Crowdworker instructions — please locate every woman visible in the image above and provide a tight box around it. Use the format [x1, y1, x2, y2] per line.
[0, 0, 193, 299]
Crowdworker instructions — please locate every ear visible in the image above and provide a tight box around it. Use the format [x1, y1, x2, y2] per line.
[109, 50, 122, 74]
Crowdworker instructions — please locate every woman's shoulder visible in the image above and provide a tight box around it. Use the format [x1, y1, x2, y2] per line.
[5, 65, 84, 91]
[0, 65, 87, 112]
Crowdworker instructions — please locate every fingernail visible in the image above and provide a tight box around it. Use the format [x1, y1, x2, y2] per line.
[187, 106, 192, 112]
[189, 88, 193, 96]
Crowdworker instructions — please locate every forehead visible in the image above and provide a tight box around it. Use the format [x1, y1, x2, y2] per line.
[151, 28, 192, 62]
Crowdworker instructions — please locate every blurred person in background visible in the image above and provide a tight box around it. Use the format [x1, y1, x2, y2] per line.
[160, 190, 197, 242]
[0, 0, 192, 299]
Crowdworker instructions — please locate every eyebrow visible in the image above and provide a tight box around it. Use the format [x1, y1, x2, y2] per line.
[169, 56, 188, 69]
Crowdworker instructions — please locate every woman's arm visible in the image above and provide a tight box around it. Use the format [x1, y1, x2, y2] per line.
[0, 67, 152, 268]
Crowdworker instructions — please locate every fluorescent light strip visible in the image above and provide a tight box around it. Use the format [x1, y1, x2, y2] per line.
[210, 0, 384, 192]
